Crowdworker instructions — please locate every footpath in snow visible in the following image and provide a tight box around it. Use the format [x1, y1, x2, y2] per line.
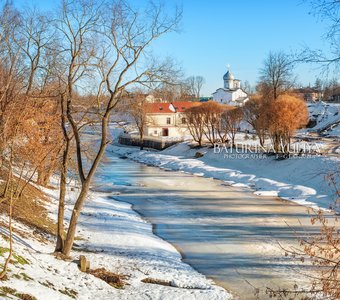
[111, 142, 339, 211]
[0, 182, 231, 299]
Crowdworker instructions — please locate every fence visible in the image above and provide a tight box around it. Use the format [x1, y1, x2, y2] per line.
[118, 134, 184, 150]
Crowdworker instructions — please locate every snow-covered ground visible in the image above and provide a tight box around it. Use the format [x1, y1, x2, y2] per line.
[329, 124, 340, 137]
[111, 142, 339, 211]
[0, 183, 232, 299]
[3, 101, 338, 299]
[307, 101, 340, 133]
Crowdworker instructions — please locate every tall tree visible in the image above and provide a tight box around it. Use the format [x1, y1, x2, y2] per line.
[201, 101, 224, 146]
[221, 107, 243, 147]
[15, 8, 51, 95]
[242, 95, 268, 146]
[267, 94, 308, 153]
[259, 51, 295, 100]
[126, 92, 153, 150]
[185, 104, 205, 147]
[56, 0, 181, 256]
[186, 75, 205, 99]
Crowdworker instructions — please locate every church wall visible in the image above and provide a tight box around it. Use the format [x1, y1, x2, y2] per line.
[228, 79, 234, 89]
[212, 89, 232, 104]
[231, 89, 247, 101]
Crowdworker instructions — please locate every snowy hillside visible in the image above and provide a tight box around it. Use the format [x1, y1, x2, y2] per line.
[307, 102, 340, 133]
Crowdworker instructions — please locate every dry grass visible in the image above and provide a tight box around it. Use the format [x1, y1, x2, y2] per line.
[87, 267, 129, 289]
[141, 277, 172, 286]
[0, 170, 56, 240]
[0, 286, 37, 300]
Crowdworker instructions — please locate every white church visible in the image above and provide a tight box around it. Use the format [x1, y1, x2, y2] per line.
[212, 68, 249, 106]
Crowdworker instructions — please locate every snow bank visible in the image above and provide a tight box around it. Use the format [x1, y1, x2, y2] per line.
[111, 143, 339, 211]
[0, 184, 231, 299]
[307, 102, 340, 132]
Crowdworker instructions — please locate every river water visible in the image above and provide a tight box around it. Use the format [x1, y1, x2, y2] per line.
[95, 150, 320, 299]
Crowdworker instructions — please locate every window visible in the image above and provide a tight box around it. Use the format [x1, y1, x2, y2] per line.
[166, 117, 171, 124]
[182, 117, 186, 124]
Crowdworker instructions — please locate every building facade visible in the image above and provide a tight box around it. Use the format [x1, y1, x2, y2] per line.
[212, 68, 249, 106]
[144, 102, 199, 137]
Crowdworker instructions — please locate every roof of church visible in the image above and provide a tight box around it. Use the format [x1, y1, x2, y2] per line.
[223, 70, 234, 80]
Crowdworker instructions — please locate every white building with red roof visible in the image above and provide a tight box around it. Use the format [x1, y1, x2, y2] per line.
[144, 101, 200, 137]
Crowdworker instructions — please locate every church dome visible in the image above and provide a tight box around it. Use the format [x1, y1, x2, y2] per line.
[223, 70, 234, 81]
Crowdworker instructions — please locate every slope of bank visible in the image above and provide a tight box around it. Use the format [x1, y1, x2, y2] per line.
[0, 180, 232, 299]
[111, 142, 339, 211]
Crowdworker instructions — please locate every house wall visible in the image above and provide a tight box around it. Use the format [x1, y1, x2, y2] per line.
[145, 126, 190, 137]
[144, 113, 190, 137]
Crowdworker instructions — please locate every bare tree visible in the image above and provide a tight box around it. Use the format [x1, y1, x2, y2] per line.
[153, 81, 191, 102]
[185, 104, 205, 147]
[267, 94, 308, 153]
[0, 2, 22, 113]
[201, 101, 224, 146]
[268, 170, 340, 299]
[300, 0, 340, 72]
[56, 0, 181, 256]
[153, 83, 178, 102]
[221, 107, 243, 147]
[0, 92, 61, 278]
[259, 51, 295, 100]
[242, 95, 268, 147]
[215, 107, 232, 144]
[323, 78, 340, 100]
[186, 75, 205, 99]
[15, 8, 52, 95]
[55, 92, 72, 252]
[242, 80, 253, 94]
[126, 92, 152, 150]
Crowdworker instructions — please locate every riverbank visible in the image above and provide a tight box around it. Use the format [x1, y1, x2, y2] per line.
[0, 177, 232, 299]
[110, 142, 339, 211]
[104, 149, 322, 299]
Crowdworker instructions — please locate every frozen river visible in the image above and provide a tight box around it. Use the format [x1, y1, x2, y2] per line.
[95, 150, 321, 299]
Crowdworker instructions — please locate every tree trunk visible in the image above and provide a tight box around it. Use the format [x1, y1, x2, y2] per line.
[1, 168, 11, 199]
[140, 133, 144, 150]
[273, 134, 281, 153]
[258, 133, 265, 147]
[55, 140, 69, 253]
[62, 182, 90, 256]
[62, 117, 109, 257]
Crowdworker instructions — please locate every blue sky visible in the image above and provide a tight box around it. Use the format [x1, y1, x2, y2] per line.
[13, 0, 332, 96]
[149, 0, 331, 95]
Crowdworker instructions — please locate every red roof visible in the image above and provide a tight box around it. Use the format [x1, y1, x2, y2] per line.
[145, 102, 200, 114]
